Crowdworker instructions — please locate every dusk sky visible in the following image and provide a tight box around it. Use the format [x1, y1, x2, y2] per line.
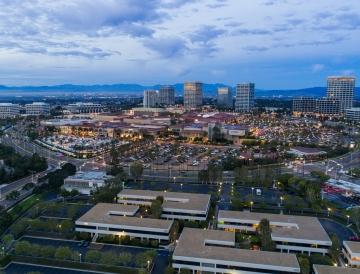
[0, 0, 359, 88]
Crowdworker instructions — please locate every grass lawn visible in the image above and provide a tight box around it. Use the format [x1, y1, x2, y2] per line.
[7, 194, 41, 219]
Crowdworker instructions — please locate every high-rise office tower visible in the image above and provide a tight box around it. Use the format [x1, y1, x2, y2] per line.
[235, 83, 255, 112]
[184, 82, 203, 109]
[316, 98, 341, 116]
[217, 87, 233, 109]
[327, 76, 355, 113]
[143, 90, 158, 108]
[159, 85, 175, 106]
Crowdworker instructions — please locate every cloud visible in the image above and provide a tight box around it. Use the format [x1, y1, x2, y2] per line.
[311, 64, 325, 72]
[188, 25, 226, 56]
[232, 28, 272, 35]
[243, 46, 269, 52]
[142, 36, 188, 58]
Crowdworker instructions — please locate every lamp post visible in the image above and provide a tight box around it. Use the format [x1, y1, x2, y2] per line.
[251, 187, 254, 197]
[250, 201, 253, 211]
[79, 253, 82, 263]
[173, 177, 176, 184]
[147, 260, 151, 272]
[327, 207, 331, 217]
[280, 196, 284, 206]
[346, 215, 350, 224]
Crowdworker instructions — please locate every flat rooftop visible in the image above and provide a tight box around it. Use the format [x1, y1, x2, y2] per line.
[218, 210, 331, 243]
[66, 171, 111, 181]
[174, 228, 300, 271]
[313, 265, 360, 274]
[118, 189, 211, 212]
[344, 241, 360, 254]
[77, 203, 173, 231]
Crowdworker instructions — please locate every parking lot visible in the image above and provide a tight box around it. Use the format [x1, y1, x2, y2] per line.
[16, 236, 169, 273]
[4, 263, 107, 274]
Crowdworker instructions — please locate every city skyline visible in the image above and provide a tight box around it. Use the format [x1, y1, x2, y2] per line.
[0, 0, 359, 88]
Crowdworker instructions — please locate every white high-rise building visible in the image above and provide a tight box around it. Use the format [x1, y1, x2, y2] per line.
[217, 87, 233, 108]
[235, 83, 255, 112]
[159, 86, 175, 106]
[143, 90, 159, 108]
[184, 82, 203, 109]
[25, 102, 50, 116]
[0, 103, 20, 119]
[327, 76, 355, 113]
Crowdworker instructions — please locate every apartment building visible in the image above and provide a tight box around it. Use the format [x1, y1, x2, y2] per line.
[173, 228, 301, 274]
[343, 241, 360, 268]
[117, 189, 211, 221]
[218, 211, 331, 255]
[75, 203, 174, 244]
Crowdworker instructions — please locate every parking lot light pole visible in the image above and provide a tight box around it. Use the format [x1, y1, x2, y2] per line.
[346, 215, 350, 224]
[173, 177, 176, 184]
[79, 253, 82, 263]
[327, 207, 331, 217]
[147, 260, 150, 272]
[250, 201, 253, 211]
[280, 196, 284, 206]
[251, 187, 254, 197]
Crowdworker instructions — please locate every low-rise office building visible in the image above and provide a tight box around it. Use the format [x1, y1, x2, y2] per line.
[65, 102, 103, 114]
[0, 103, 20, 119]
[343, 241, 360, 268]
[118, 189, 211, 221]
[173, 228, 301, 274]
[313, 265, 360, 274]
[25, 102, 50, 116]
[218, 211, 331, 255]
[346, 108, 360, 122]
[75, 203, 174, 244]
[63, 171, 113, 195]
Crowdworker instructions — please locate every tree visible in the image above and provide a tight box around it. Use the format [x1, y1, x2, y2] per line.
[92, 184, 120, 203]
[118, 252, 132, 266]
[298, 256, 310, 274]
[59, 219, 73, 233]
[350, 207, 360, 231]
[198, 170, 209, 184]
[55, 246, 73, 261]
[257, 219, 274, 251]
[99, 252, 118, 266]
[110, 143, 119, 166]
[14, 241, 32, 256]
[150, 198, 163, 219]
[170, 220, 180, 242]
[234, 166, 248, 184]
[2, 234, 14, 250]
[329, 234, 341, 263]
[130, 161, 143, 182]
[135, 250, 156, 268]
[85, 250, 101, 263]
[6, 190, 20, 200]
[39, 246, 56, 258]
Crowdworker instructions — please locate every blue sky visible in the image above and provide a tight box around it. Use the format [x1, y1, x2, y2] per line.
[0, 0, 359, 88]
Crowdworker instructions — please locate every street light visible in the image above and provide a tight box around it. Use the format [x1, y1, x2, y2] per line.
[79, 253, 82, 263]
[173, 177, 176, 184]
[251, 187, 254, 196]
[180, 183, 183, 189]
[346, 215, 350, 224]
[280, 196, 284, 206]
[250, 201, 253, 211]
[327, 207, 331, 217]
[147, 260, 151, 271]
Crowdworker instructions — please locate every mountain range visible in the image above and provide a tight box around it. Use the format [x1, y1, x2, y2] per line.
[0, 83, 359, 98]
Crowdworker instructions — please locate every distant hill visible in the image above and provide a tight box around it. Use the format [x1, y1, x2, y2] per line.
[0, 83, 358, 98]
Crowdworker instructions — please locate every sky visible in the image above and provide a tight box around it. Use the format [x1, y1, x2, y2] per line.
[0, 0, 359, 89]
